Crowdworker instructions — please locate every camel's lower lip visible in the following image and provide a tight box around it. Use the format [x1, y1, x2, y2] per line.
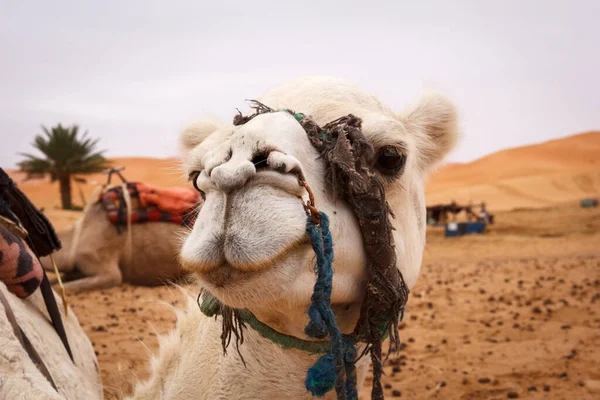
[197, 236, 311, 288]
[200, 263, 250, 287]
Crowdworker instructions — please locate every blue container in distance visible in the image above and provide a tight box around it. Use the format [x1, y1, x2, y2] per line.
[445, 222, 459, 237]
[445, 221, 486, 237]
[581, 199, 598, 208]
[465, 222, 486, 234]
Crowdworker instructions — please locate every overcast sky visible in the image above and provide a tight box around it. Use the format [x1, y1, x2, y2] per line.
[1, 0, 598, 168]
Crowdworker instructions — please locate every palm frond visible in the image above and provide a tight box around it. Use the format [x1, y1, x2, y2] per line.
[17, 123, 110, 178]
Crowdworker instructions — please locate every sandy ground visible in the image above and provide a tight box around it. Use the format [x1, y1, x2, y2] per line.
[52, 203, 599, 400]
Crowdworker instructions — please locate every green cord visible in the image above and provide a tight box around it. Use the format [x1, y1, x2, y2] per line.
[201, 292, 331, 353]
[200, 292, 402, 355]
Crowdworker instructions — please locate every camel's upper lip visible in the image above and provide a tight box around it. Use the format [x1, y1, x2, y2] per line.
[180, 176, 310, 275]
[245, 171, 306, 199]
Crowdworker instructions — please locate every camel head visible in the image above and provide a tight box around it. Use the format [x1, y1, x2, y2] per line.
[179, 77, 459, 337]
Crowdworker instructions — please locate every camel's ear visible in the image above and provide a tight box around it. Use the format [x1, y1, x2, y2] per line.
[398, 92, 460, 173]
[179, 120, 221, 155]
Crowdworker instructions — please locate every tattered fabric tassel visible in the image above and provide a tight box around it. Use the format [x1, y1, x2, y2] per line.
[198, 291, 247, 365]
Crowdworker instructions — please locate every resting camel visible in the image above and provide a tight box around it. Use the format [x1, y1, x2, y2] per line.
[40, 199, 194, 292]
[130, 77, 459, 399]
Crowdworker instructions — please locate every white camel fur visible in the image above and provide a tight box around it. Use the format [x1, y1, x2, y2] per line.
[131, 76, 459, 399]
[0, 281, 102, 399]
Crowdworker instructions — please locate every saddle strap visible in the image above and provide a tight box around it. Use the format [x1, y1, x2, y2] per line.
[39, 271, 74, 362]
[0, 287, 58, 391]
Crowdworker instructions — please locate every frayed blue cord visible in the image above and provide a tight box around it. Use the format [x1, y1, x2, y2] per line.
[304, 212, 358, 400]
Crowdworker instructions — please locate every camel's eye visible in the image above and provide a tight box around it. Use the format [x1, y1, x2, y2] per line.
[375, 146, 406, 176]
[188, 171, 205, 199]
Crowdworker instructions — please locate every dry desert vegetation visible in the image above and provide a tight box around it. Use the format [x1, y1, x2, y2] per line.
[7, 131, 600, 399]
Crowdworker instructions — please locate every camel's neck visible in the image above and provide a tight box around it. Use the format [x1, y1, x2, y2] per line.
[132, 297, 369, 400]
[193, 313, 370, 400]
[196, 292, 367, 398]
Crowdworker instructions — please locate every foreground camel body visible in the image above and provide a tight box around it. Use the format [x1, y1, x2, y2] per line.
[40, 203, 191, 291]
[0, 282, 102, 399]
[131, 77, 459, 399]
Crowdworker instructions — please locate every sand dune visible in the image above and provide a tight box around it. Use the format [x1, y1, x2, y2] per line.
[426, 131, 600, 210]
[5, 131, 600, 215]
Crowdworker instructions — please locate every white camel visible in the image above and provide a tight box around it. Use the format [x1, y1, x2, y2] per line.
[0, 282, 102, 399]
[0, 172, 103, 399]
[130, 76, 459, 399]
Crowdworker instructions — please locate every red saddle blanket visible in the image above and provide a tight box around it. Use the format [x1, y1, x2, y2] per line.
[100, 182, 200, 227]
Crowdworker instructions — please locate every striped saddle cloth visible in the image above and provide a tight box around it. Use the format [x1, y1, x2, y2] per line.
[99, 182, 200, 229]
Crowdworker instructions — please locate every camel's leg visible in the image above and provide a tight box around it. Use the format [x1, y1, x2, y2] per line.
[62, 266, 122, 291]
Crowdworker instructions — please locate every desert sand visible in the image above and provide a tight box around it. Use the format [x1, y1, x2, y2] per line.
[5, 131, 600, 399]
[426, 131, 600, 211]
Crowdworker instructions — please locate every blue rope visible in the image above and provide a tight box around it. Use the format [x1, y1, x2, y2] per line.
[304, 212, 358, 400]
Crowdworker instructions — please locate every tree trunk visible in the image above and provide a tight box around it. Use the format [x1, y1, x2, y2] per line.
[58, 174, 72, 210]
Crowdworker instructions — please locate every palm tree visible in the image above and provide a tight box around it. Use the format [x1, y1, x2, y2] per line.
[18, 124, 110, 210]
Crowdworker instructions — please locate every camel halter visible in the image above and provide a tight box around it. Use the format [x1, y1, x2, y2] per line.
[199, 102, 409, 400]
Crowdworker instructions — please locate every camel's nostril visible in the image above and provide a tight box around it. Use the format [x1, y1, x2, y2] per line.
[251, 152, 269, 169]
